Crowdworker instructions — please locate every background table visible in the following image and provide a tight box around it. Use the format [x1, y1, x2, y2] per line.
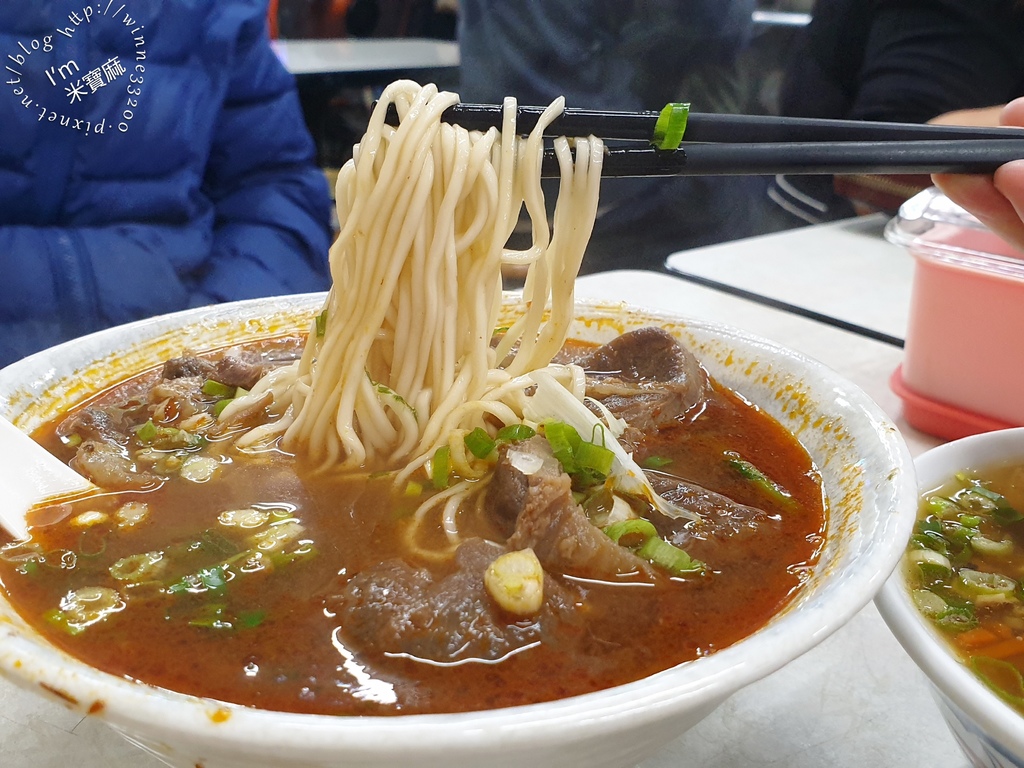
[271, 38, 459, 79]
[0, 220, 969, 766]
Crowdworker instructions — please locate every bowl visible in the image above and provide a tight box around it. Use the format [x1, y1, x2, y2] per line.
[886, 187, 1024, 440]
[876, 427, 1024, 768]
[0, 294, 916, 768]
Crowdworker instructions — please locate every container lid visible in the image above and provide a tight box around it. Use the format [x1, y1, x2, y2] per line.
[884, 186, 1024, 278]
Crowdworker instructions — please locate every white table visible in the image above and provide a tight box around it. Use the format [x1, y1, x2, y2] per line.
[271, 37, 459, 77]
[0, 220, 966, 766]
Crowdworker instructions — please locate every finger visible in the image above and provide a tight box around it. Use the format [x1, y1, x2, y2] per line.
[1001, 97, 1024, 128]
[933, 171, 1024, 252]
[993, 160, 1024, 248]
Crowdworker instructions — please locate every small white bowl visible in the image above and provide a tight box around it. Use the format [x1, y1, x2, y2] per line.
[0, 295, 917, 768]
[876, 427, 1024, 768]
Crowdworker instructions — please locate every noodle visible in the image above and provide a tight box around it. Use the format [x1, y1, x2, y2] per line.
[241, 81, 604, 478]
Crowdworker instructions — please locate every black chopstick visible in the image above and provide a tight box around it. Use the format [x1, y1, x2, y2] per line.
[539, 140, 1024, 178]
[399, 103, 1024, 143]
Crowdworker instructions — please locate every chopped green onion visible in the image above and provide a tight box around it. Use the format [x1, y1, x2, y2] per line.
[970, 486, 1023, 524]
[725, 452, 796, 509]
[315, 309, 328, 337]
[651, 102, 690, 150]
[62, 433, 82, 448]
[604, 518, 658, 548]
[201, 379, 235, 399]
[404, 480, 423, 497]
[135, 420, 203, 449]
[959, 514, 983, 528]
[496, 423, 536, 443]
[924, 496, 960, 520]
[237, 610, 266, 629]
[971, 656, 1024, 706]
[637, 536, 704, 575]
[464, 427, 497, 460]
[167, 565, 228, 595]
[574, 439, 615, 480]
[214, 398, 234, 417]
[957, 568, 1017, 596]
[935, 605, 977, 632]
[135, 419, 158, 442]
[911, 588, 949, 618]
[544, 421, 581, 474]
[642, 456, 673, 469]
[431, 445, 451, 490]
[109, 551, 165, 582]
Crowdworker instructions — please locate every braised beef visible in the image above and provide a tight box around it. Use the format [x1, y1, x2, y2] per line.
[214, 355, 265, 390]
[148, 376, 206, 421]
[491, 437, 658, 581]
[56, 406, 134, 446]
[328, 538, 582, 664]
[71, 439, 158, 490]
[579, 327, 711, 434]
[647, 469, 780, 565]
[161, 356, 216, 380]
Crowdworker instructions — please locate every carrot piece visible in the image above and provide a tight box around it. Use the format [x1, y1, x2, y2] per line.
[956, 627, 999, 650]
[976, 638, 1024, 660]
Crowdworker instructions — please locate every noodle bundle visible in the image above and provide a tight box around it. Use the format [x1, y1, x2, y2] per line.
[234, 80, 604, 479]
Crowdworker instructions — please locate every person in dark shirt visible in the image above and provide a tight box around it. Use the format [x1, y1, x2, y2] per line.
[768, 0, 1024, 225]
[458, 0, 761, 274]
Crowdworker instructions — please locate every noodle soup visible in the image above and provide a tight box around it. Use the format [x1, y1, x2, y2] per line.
[0, 330, 825, 716]
[903, 461, 1024, 716]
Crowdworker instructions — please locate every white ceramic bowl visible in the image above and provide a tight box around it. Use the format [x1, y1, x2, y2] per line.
[0, 295, 916, 768]
[876, 428, 1024, 768]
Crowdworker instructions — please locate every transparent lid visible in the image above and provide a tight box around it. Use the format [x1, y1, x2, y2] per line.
[884, 186, 1024, 278]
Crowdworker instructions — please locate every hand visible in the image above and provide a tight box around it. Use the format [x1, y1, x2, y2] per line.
[933, 98, 1024, 252]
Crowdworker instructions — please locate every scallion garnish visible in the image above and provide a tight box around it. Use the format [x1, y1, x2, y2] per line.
[496, 423, 536, 443]
[315, 309, 328, 337]
[637, 535, 704, 576]
[651, 102, 690, 151]
[725, 452, 796, 509]
[464, 427, 497, 459]
[201, 379, 235, 399]
[544, 421, 580, 474]
[430, 445, 451, 490]
[604, 518, 658, 548]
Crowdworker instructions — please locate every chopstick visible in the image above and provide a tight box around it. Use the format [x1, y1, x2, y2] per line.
[386, 102, 1024, 143]
[543, 140, 1024, 178]
[377, 102, 1024, 177]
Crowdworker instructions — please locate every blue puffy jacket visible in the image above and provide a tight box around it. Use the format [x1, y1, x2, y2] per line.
[0, 0, 332, 366]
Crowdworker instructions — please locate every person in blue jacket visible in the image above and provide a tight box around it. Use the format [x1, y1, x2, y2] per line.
[0, 1, 333, 367]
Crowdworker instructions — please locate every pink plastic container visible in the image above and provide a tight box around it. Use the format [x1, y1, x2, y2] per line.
[886, 188, 1024, 440]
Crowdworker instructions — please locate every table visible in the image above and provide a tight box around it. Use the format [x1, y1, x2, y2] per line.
[271, 37, 459, 78]
[0, 219, 964, 766]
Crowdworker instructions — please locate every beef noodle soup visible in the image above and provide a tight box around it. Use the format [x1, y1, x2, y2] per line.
[0, 328, 825, 716]
[0, 82, 826, 716]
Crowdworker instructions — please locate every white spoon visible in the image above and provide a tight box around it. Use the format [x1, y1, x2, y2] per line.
[0, 416, 97, 540]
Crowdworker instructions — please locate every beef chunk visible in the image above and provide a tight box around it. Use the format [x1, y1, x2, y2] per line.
[161, 356, 216, 381]
[580, 327, 711, 433]
[489, 437, 657, 581]
[485, 436, 565, 537]
[214, 355, 265, 390]
[328, 538, 582, 664]
[647, 470, 780, 566]
[148, 376, 206, 421]
[57, 406, 134, 446]
[72, 440, 158, 490]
